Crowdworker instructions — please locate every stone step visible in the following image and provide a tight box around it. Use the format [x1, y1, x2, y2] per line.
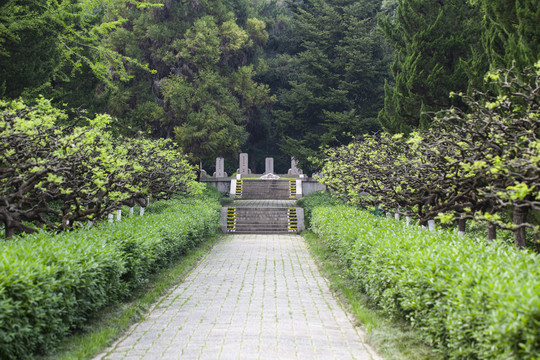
[235, 224, 289, 230]
[221, 201, 303, 234]
[228, 230, 297, 235]
[240, 194, 292, 200]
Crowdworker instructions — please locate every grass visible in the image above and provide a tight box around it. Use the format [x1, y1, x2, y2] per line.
[303, 231, 442, 360]
[38, 233, 222, 360]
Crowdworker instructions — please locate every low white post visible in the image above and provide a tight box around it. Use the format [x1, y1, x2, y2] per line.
[108, 213, 114, 222]
[236, 173, 241, 180]
[87, 221, 93, 229]
[140, 207, 145, 216]
[428, 220, 436, 231]
[129, 207, 134, 217]
[394, 213, 400, 221]
[116, 209, 122, 221]
[406, 216, 411, 226]
[386, 212, 391, 218]
[230, 179, 237, 197]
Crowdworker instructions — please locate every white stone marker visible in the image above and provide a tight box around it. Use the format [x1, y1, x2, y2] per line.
[108, 213, 114, 222]
[395, 213, 400, 220]
[214, 157, 227, 178]
[116, 209, 122, 221]
[237, 153, 251, 175]
[140, 207, 145, 217]
[428, 220, 436, 231]
[296, 179, 302, 197]
[129, 207, 134, 217]
[406, 216, 411, 226]
[230, 179, 237, 197]
[265, 157, 274, 174]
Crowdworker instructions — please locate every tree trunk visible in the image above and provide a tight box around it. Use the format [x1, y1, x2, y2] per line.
[513, 206, 529, 249]
[458, 218, 466, 236]
[487, 223, 497, 241]
[5, 226, 15, 239]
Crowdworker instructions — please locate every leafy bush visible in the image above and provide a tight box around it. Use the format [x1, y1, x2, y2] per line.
[297, 191, 343, 227]
[311, 205, 540, 359]
[0, 195, 220, 359]
[0, 98, 198, 238]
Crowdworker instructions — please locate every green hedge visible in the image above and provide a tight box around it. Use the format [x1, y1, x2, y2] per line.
[310, 205, 540, 360]
[0, 195, 220, 359]
[296, 191, 343, 227]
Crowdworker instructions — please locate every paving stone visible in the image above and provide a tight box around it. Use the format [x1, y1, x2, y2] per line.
[94, 234, 381, 360]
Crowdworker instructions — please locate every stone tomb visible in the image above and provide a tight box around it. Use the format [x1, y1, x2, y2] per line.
[288, 157, 303, 176]
[264, 157, 274, 174]
[237, 153, 251, 175]
[213, 157, 227, 178]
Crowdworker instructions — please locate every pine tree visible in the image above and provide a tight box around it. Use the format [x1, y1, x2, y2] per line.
[378, 0, 485, 133]
[480, 0, 540, 69]
[272, 0, 391, 168]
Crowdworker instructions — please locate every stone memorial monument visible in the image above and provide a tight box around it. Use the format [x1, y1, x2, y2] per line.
[264, 157, 274, 174]
[237, 153, 251, 175]
[288, 157, 303, 176]
[213, 157, 227, 178]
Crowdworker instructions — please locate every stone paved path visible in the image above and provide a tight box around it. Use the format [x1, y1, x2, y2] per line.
[95, 234, 380, 360]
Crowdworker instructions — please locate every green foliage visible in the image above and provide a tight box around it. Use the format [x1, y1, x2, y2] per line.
[0, 195, 220, 360]
[101, 1, 274, 160]
[319, 65, 540, 248]
[310, 205, 540, 359]
[0, 0, 154, 100]
[297, 191, 343, 227]
[378, 0, 486, 133]
[0, 98, 198, 237]
[270, 0, 390, 168]
[479, 0, 540, 70]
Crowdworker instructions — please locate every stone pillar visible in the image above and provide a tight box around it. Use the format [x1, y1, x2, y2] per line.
[237, 153, 251, 175]
[288, 157, 303, 175]
[213, 157, 227, 178]
[264, 157, 274, 174]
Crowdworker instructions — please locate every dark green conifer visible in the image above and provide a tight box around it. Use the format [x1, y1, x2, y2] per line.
[378, 0, 485, 133]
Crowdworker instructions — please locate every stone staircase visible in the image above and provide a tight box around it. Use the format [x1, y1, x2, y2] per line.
[222, 180, 304, 234]
[239, 180, 292, 200]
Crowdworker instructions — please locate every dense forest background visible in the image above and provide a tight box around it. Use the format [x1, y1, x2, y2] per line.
[1, 0, 539, 173]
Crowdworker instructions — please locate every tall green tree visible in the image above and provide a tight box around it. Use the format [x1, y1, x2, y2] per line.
[271, 0, 391, 169]
[479, 0, 540, 69]
[102, 1, 274, 162]
[378, 0, 485, 133]
[0, 0, 154, 101]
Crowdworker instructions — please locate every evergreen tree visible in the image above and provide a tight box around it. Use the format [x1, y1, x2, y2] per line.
[479, 0, 540, 69]
[102, 0, 274, 161]
[0, 0, 154, 102]
[271, 0, 391, 169]
[378, 0, 485, 133]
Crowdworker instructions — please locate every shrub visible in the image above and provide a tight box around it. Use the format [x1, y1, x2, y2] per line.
[0, 195, 220, 359]
[311, 205, 540, 359]
[297, 191, 343, 227]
